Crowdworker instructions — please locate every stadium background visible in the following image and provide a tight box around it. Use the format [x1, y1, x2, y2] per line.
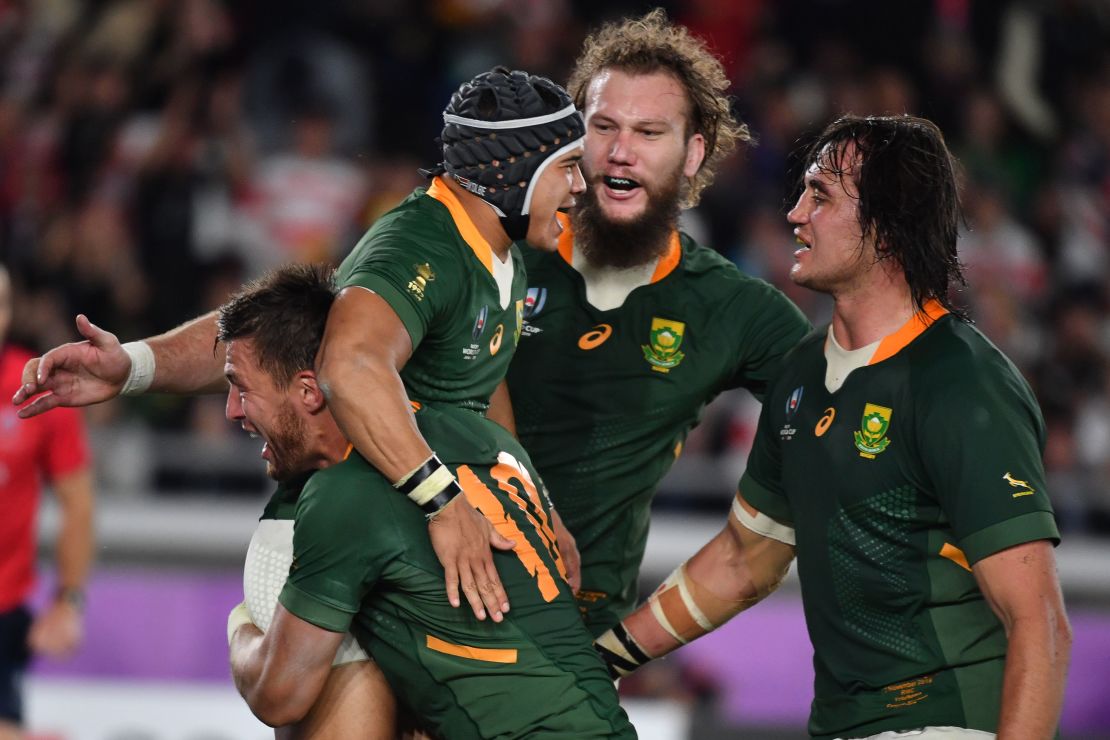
[2, 0, 1109, 737]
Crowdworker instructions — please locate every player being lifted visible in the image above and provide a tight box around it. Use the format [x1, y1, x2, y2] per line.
[14, 68, 601, 737]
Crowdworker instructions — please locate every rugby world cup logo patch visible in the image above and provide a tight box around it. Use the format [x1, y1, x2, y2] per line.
[785, 387, 804, 419]
[471, 306, 489, 341]
[523, 287, 547, 319]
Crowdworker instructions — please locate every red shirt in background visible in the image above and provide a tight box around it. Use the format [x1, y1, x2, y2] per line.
[0, 345, 90, 611]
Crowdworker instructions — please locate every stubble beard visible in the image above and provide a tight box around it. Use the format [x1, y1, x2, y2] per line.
[571, 163, 685, 269]
[265, 402, 311, 482]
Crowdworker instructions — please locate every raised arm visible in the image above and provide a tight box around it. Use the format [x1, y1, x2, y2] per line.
[973, 540, 1071, 739]
[13, 311, 227, 417]
[595, 492, 795, 676]
[317, 287, 515, 621]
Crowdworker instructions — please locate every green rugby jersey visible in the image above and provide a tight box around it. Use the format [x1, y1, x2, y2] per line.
[336, 177, 526, 413]
[506, 223, 810, 635]
[740, 305, 1060, 739]
[278, 404, 635, 740]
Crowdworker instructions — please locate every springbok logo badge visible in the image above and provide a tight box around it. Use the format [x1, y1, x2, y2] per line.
[854, 403, 892, 458]
[642, 318, 686, 373]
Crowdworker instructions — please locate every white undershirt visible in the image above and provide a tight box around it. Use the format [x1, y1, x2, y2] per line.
[491, 247, 514, 309]
[571, 240, 659, 311]
[824, 325, 882, 393]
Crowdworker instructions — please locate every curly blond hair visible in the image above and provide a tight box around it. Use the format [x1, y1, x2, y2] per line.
[568, 8, 749, 207]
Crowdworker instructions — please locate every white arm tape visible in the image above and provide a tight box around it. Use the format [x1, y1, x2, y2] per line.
[648, 563, 711, 645]
[732, 497, 796, 546]
[227, 601, 253, 645]
[120, 341, 156, 396]
[406, 464, 456, 507]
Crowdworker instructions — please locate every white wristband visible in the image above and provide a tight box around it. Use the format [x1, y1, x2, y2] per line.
[227, 601, 253, 645]
[120, 341, 156, 396]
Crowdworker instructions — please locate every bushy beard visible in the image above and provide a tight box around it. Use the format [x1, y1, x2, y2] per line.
[571, 164, 684, 269]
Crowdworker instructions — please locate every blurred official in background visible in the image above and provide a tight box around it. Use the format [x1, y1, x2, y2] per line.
[0, 264, 94, 740]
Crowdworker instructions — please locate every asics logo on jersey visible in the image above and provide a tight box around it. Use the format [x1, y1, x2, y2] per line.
[578, 324, 612, 350]
[815, 407, 836, 437]
[490, 324, 505, 355]
[1003, 472, 1034, 497]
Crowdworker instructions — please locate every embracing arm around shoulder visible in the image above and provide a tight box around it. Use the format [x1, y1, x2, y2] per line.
[316, 287, 515, 621]
[973, 539, 1071, 739]
[596, 492, 795, 675]
[315, 287, 427, 481]
[229, 603, 346, 727]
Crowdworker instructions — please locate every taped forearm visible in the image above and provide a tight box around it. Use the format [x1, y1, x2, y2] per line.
[394, 454, 462, 518]
[594, 500, 794, 677]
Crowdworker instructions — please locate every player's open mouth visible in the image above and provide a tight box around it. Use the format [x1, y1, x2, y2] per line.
[603, 175, 641, 193]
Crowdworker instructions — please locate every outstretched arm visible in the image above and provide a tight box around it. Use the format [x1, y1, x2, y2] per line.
[595, 492, 795, 675]
[974, 540, 1071, 738]
[13, 312, 226, 417]
[317, 287, 515, 622]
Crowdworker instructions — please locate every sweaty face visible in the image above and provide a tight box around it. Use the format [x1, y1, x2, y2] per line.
[523, 145, 586, 252]
[786, 143, 876, 296]
[574, 69, 705, 267]
[224, 339, 311, 482]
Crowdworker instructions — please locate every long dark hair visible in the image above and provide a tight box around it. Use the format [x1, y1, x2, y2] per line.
[802, 115, 966, 318]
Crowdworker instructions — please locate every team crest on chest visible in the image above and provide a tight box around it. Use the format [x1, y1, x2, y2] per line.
[642, 318, 686, 373]
[407, 263, 435, 301]
[854, 403, 893, 458]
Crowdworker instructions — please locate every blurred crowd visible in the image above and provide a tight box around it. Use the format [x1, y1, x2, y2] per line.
[2, 0, 1109, 532]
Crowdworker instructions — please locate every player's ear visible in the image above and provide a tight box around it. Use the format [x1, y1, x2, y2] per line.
[683, 132, 705, 178]
[296, 371, 327, 413]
